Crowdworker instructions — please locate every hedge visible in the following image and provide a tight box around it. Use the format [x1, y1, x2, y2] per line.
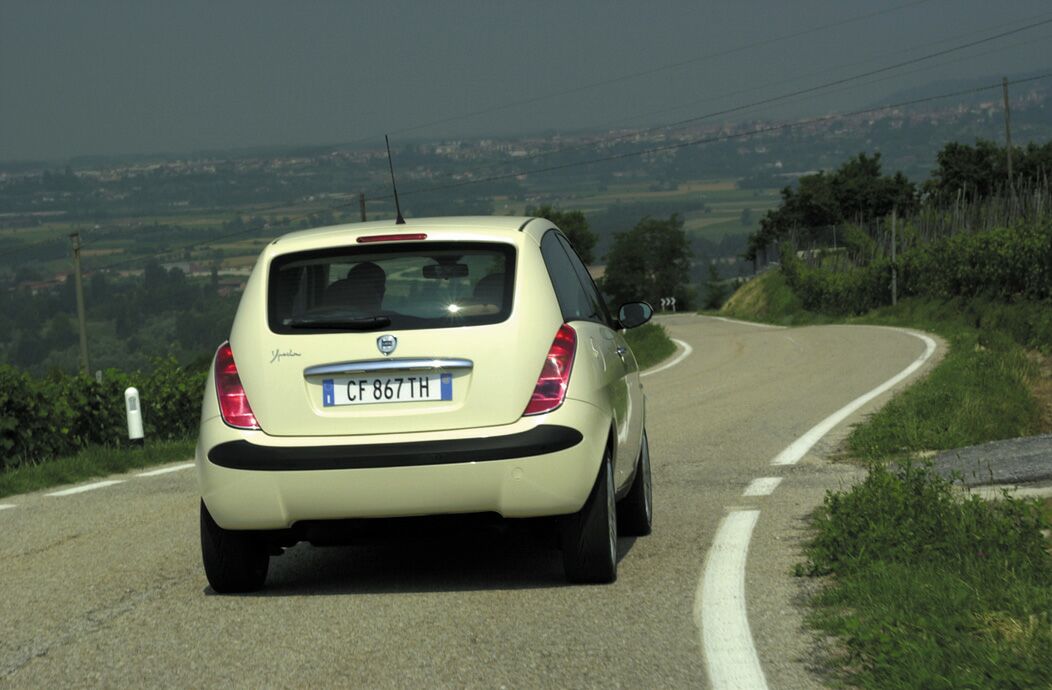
[0, 358, 206, 471]
[782, 219, 1052, 319]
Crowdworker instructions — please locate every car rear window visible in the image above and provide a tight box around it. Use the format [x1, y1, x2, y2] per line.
[267, 241, 516, 334]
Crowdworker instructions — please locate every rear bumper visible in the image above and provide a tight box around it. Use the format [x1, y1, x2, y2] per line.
[207, 425, 583, 471]
[196, 399, 609, 530]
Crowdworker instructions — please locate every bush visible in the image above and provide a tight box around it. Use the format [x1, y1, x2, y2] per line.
[624, 323, 676, 370]
[903, 221, 1052, 301]
[803, 462, 1051, 579]
[782, 219, 1052, 321]
[801, 462, 1052, 688]
[0, 366, 76, 468]
[0, 358, 206, 471]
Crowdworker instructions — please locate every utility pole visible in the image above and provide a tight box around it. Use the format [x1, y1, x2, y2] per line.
[890, 208, 898, 307]
[1002, 77, 1013, 190]
[359, 192, 367, 222]
[69, 232, 90, 374]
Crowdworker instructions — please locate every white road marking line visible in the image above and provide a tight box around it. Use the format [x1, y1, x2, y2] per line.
[641, 338, 693, 378]
[696, 509, 768, 690]
[136, 462, 194, 477]
[45, 480, 124, 497]
[0, 504, 15, 511]
[706, 315, 786, 329]
[772, 330, 937, 465]
[743, 477, 783, 497]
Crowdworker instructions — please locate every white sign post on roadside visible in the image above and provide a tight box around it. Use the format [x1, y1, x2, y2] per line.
[125, 387, 144, 446]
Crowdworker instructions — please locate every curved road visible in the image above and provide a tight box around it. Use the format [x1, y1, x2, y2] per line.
[0, 316, 941, 688]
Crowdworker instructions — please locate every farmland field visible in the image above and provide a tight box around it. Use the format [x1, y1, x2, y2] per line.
[1, 177, 781, 281]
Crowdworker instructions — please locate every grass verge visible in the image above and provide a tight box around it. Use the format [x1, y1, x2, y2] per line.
[624, 322, 677, 370]
[845, 299, 1041, 459]
[0, 438, 196, 499]
[800, 462, 1052, 689]
[723, 269, 1052, 688]
[723, 272, 1046, 458]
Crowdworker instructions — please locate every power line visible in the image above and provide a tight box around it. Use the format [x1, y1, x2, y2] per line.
[6, 13, 1047, 263]
[598, 13, 1052, 131]
[359, 74, 1052, 204]
[334, 0, 940, 148]
[365, 14, 1052, 195]
[71, 73, 1051, 274]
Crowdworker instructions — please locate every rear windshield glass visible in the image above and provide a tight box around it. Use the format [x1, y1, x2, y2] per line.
[267, 241, 516, 334]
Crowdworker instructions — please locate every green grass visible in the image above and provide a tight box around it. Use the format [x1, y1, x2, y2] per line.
[0, 439, 196, 499]
[800, 462, 1052, 689]
[722, 269, 1052, 688]
[624, 322, 677, 370]
[719, 269, 835, 326]
[721, 271, 1043, 457]
[847, 306, 1040, 459]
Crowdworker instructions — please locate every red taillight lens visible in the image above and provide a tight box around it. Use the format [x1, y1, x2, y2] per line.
[214, 342, 260, 430]
[524, 324, 577, 416]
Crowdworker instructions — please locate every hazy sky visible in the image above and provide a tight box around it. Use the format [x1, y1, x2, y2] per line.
[1, 0, 1050, 161]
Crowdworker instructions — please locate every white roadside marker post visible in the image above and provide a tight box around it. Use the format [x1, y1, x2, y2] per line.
[125, 387, 145, 447]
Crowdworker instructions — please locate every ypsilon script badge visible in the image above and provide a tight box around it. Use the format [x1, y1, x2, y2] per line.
[376, 334, 397, 356]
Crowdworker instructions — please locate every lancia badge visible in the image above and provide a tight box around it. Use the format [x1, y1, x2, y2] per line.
[377, 334, 397, 356]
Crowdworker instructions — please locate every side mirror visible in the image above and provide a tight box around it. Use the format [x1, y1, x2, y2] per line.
[617, 301, 653, 329]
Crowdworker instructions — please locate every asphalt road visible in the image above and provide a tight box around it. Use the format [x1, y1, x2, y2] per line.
[0, 315, 941, 689]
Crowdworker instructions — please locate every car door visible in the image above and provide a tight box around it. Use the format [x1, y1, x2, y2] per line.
[558, 235, 643, 487]
[542, 231, 639, 489]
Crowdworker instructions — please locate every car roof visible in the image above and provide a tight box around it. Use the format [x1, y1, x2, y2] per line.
[269, 216, 558, 252]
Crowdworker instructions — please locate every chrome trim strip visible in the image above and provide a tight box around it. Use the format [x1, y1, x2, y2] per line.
[304, 358, 474, 377]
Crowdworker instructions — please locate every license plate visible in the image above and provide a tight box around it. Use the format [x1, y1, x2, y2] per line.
[322, 373, 452, 407]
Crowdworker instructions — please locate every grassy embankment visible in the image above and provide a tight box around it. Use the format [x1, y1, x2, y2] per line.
[722, 270, 1049, 455]
[0, 439, 196, 499]
[722, 269, 1052, 689]
[624, 322, 677, 370]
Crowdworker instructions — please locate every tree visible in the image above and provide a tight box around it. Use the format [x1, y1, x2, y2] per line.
[924, 139, 1052, 202]
[703, 263, 728, 310]
[527, 205, 598, 264]
[745, 152, 917, 259]
[601, 214, 693, 309]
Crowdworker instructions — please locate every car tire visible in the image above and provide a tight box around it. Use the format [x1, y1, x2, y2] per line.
[561, 450, 618, 584]
[200, 501, 269, 594]
[617, 429, 653, 536]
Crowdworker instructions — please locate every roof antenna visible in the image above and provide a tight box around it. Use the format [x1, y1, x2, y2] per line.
[385, 134, 406, 225]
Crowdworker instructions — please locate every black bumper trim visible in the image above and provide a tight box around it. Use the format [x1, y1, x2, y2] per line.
[207, 425, 584, 471]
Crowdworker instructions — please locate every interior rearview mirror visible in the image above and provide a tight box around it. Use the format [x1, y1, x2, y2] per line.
[618, 301, 653, 329]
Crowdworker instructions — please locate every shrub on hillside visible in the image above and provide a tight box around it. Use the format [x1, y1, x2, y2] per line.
[782, 219, 1052, 321]
[0, 367, 76, 469]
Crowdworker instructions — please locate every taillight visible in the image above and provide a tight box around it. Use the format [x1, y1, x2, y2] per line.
[214, 342, 260, 430]
[357, 233, 427, 243]
[524, 324, 576, 416]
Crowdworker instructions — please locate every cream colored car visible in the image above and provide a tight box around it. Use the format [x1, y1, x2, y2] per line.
[197, 216, 653, 592]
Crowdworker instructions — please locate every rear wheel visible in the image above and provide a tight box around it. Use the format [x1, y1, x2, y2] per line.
[561, 451, 618, 583]
[617, 429, 653, 536]
[200, 501, 269, 593]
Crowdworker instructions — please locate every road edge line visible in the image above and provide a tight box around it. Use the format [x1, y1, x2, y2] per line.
[705, 315, 787, 329]
[771, 329, 937, 465]
[697, 509, 768, 690]
[45, 480, 125, 497]
[136, 462, 195, 477]
[641, 338, 693, 378]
